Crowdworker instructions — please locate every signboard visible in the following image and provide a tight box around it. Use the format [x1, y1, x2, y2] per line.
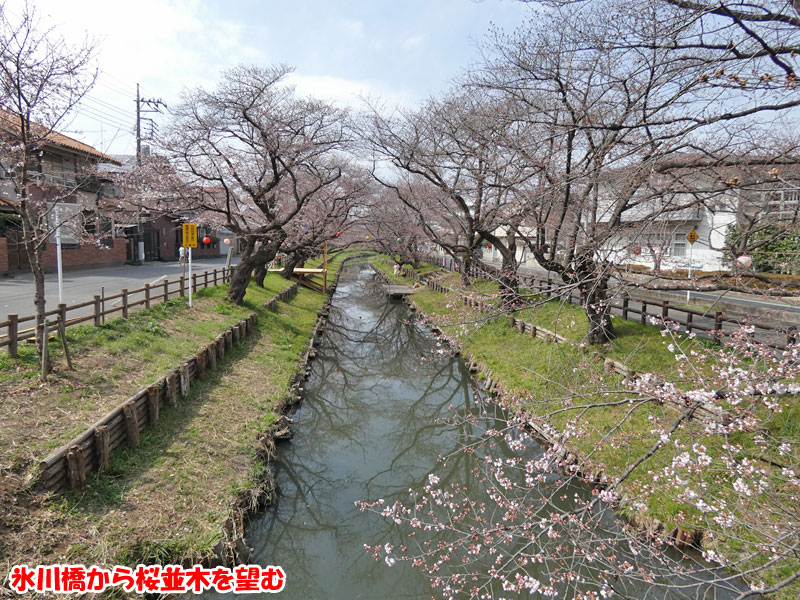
[182, 223, 198, 248]
[686, 229, 698, 245]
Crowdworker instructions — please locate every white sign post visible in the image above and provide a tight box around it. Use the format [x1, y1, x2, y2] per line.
[188, 247, 193, 308]
[182, 224, 198, 308]
[55, 216, 64, 304]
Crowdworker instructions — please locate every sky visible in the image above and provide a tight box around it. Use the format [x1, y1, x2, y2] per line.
[6, 0, 533, 157]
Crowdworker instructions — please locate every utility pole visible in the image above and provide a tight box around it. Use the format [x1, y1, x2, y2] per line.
[135, 83, 166, 263]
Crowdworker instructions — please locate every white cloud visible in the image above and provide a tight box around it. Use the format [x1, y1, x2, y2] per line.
[338, 18, 365, 40]
[287, 72, 417, 109]
[402, 34, 426, 50]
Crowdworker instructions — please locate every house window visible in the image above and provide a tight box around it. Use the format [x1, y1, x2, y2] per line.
[672, 233, 687, 257]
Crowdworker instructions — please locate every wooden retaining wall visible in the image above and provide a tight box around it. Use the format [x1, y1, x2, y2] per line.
[37, 313, 258, 495]
[264, 282, 299, 311]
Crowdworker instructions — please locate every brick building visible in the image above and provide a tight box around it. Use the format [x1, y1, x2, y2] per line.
[0, 112, 128, 275]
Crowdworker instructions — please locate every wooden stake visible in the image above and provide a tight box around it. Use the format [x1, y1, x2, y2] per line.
[147, 385, 160, 424]
[166, 373, 179, 406]
[40, 319, 49, 382]
[95, 426, 110, 472]
[66, 445, 86, 492]
[180, 364, 191, 397]
[8, 313, 18, 358]
[122, 402, 140, 448]
[57, 316, 74, 370]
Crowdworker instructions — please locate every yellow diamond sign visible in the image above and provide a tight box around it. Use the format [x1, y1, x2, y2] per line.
[686, 229, 698, 245]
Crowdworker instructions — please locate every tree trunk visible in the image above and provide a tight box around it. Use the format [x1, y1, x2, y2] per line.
[253, 262, 268, 287]
[20, 205, 47, 357]
[227, 254, 256, 304]
[458, 252, 472, 286]
[227, 236, 256, 304]
[281, 254, 304, 279]
[582, 275, 615, 344]
[31, 261, 47, 358]
[498, 244, 521, 307]
[226, 232, 286, 304]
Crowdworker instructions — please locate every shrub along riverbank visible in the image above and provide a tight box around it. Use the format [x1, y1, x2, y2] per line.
[0, 251, 349, 588]
[371, 255, 799, 600]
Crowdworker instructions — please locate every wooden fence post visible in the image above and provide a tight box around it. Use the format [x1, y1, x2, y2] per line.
[180, 276, 186, 297]
[714, 311, 723, 340]
[163, 278, 169, 303]
[195, 353, 205, 379]
[8, 313, 18, 358]
[58, 303, 67, 329]
[192, 273, 197, 294]
[686, 311, 693, 334]
[213, 269, 218, 286]
[204, 271, 209, 288]
[661, 301, 669, 323]
[180, 363, 191, 397]
[122, 288, 129, 319]
[101, 286, 106, 324]
[621, 293, 629, 320]
[93, 296, 101, 327]
[641, 301, 647, 325]
[145, 283, 151, 309]
[207, 344, 217, 371]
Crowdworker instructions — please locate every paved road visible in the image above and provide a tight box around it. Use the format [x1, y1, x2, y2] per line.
[0, 257, 238, 319]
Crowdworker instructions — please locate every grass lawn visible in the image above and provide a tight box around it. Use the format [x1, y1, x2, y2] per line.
[374, 256, 800, 600]
[0, 255, 346, 577]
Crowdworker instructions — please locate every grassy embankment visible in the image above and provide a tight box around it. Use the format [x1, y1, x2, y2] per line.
[372, 256, 799, 599]
[0, 251, 348, 585]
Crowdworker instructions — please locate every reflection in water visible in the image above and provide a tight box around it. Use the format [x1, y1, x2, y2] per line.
[200, 263, 744, 600]
[247, 263, 470, 599]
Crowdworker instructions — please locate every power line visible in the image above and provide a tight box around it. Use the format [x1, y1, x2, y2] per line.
[82, 94, 135, 121]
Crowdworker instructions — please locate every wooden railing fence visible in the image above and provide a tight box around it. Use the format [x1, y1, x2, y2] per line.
[1, 267, 234, 356]
[424, 254, 796, 351]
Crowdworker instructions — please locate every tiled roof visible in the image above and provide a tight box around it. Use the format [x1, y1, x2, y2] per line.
[0, 109, 121, 165]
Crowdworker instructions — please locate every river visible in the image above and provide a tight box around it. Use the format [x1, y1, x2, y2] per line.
[202, 261, 745, 599]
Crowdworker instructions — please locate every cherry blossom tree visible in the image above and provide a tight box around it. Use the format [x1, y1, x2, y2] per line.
[0, 1, 98, 355]
[254, 162, 370, 284]
[362, 188, 429, 269]
[362, 92, 535, 302]
[465, 0, 800, 342]
[162, 64, 350, 304]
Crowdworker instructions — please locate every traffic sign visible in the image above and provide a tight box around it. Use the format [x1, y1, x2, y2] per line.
[182, 223, 198, 248]
[686, 229, 698, 245]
